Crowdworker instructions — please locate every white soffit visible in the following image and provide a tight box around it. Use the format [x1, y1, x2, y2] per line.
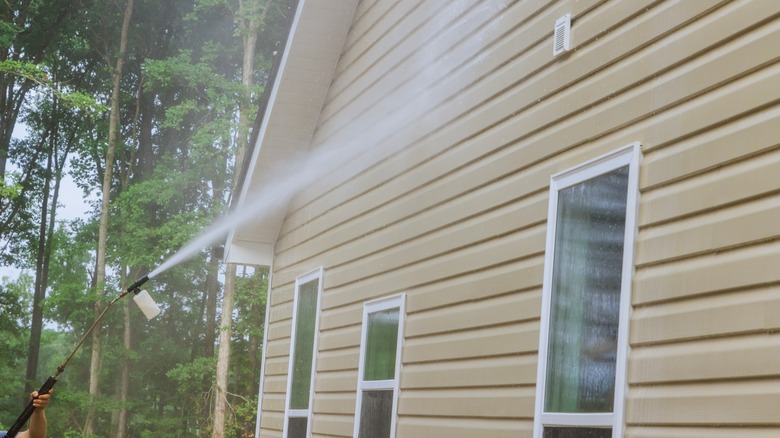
[225, 0, 359, 266]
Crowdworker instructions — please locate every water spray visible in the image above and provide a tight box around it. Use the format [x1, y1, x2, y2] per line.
[5, 275, 158, 437]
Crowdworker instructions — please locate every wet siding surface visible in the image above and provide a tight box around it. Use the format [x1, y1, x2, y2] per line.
[255, 0, 780, 436]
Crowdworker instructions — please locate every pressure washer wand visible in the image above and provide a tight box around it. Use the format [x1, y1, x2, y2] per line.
[5, 275, 150, 438]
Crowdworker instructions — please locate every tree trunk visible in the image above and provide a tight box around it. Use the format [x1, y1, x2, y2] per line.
[202, 250, 221, 358]
[213, 263, 237, 438]
[24, 97, 71, 395]
[24, 129, 53, 394]
[212, 1, 270, 435]
[85, 0, 134, 434]
[233, 0, 270, 191]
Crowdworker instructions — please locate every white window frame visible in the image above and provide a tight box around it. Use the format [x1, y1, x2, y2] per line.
[283, 268, 324, 438]
[533, 143, 641, 438]
[353, 293, 407, 438]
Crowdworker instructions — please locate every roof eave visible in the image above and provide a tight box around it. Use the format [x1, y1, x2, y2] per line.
[225, 0, 358, 266]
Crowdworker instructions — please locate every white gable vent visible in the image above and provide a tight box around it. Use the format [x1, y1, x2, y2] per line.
[553, 14, 571, 56]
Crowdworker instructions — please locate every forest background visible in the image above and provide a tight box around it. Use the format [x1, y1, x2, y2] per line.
[0, 0, 293, 436]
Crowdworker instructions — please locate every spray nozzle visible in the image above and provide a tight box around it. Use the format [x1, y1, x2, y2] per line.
[127, 275, 150, 294]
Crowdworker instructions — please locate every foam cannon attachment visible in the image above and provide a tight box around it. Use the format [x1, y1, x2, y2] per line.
[133, 289, 161, 320]
[5, 275, 153, 438]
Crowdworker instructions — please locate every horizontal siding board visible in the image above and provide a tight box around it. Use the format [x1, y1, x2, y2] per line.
[265, 338, 290, 359]
[266, 320, 291, 342]
[322, 233, 543, 309]
[318, 0, 554, 146]
[314, 369, 356, 393]
[318, 302, 362, 331]
[641, 147, 780, 227]
[259, 410, 284, 432]
[630, 286, 780, 345]
[310, 413, 353, 437]
[317, 323, 361, 351]
[398, 386, 534, 419]
[408, 262, 541, 314]
[268, 284, 293, 306]
[278, 2, 776, 274]
[625, 426, 780, 438]
[541, 51, 780, 193]
[281, 0, 708, 239]
[641, 103, 780, 191]
[262, 375, 288, 395]
[395, 417, 533, 438]
[626, 380, 780, 425]
[338, 0, 393, 65]
[405, 290, 540, 337]
[316, 347, 359, 373]
[312, 392, 355, 415]
[324, 0, 430, 112]
[263, 356, 289, 376]
[325, 219, 545, 291]
[634, 240, 780, 305]
[268, 300, 293, 323]
[404, 321, 539, 364]
[630, 333, 780, 384]
[637, 190, 780, 267]
[281, 0, 677, 233]
[402, 355, 537, 389]
[319, 0, 486, 131]
[260, 393, 285, 414]
[254, 0, 780, 435]
[275, 152, 551, 273]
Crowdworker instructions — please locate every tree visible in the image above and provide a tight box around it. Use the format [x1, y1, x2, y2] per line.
[214, 1, 271, 435]
[0, 273, 33, 424]
[1, 0, 292, 435]
[0, 0, 82, 180]
[23, 92, 76, 395]
[84, 0, 134, 434]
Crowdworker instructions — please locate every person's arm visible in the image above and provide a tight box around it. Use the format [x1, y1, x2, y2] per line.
[17, 390, 51, 438]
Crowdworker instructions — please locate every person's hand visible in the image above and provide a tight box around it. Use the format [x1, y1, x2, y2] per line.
[31, 389, 52, 410]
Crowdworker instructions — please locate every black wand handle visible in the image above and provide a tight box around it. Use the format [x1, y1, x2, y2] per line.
[5, 376, 58, 438]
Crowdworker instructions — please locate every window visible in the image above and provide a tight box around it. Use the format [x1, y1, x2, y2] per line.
[533, 144, 641, 438]
[283, 268, 323, 438]
[354, 294, 406, 438]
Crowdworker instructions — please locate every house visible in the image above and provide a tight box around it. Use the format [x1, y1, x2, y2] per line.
[225, 0, 780, 437]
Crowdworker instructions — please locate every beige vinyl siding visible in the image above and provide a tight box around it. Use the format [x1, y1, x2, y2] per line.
[255, 0, 780, 436]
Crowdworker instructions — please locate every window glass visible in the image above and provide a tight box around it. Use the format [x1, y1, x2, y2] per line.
[289, 278, 318, 409]
[358, 390, 394, 438]
[543, 427, 612, 438]
[363, 308, 400, 381]
[544, 166, 629, 413]
[354, 295, 405, 438]
[287, 417, 308, 438]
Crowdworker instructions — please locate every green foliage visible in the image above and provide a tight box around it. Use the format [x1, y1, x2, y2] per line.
[234, 266, 268, 349]
[0, 59, 50, 83]
[0, 171, 22, 200]
[0, 274, 32, 426]
[0, 20, 22, 48]
[0, 60, 107, 113]
[228, 394, 260, 438]
[0, 0, 293, 436]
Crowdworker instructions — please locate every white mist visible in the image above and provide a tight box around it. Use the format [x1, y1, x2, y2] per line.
[149, 1, 507, 279]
